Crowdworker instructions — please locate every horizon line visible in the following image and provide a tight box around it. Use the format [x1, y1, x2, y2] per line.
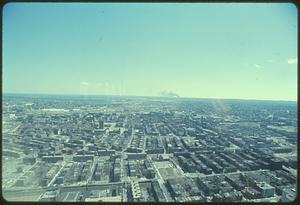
[2, 92, 297, 102]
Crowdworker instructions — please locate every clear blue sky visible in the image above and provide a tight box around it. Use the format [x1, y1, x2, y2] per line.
[3, 3, 298, 101]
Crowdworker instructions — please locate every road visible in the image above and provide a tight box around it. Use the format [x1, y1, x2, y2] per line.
[48, 161, 66, 187]
[169, 158, 185, 175]
[151, 161, 173, 202]
[59, 181, 124, 193]
[87, 157, 98, 183]
[184, 169, 270, 178]
[3, 187, 48, 201]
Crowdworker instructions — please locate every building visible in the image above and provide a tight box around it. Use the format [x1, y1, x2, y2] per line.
[281, 188, 296, 202]
[127, 153, 147, 161]
[98, 149, 116, 156]
[242, 187, 261, 199]
[39, 191, 58, 201]
[42, 156, 64, 163]
[73, 155, 94, 162]
[254, 182, 275, 198]
[131, 180, 142, 201]
[152, 180, 167, 202]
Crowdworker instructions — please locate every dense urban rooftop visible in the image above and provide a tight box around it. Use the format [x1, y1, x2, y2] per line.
[2, 94, 297, 202]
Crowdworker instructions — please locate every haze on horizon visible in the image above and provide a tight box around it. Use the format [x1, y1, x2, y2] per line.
[3, 3, 298, 101]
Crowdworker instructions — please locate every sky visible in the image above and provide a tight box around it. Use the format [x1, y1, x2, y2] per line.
[3, 3, 298, 101]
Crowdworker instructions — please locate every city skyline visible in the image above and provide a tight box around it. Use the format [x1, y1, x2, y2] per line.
[3, 3, 298, 101]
